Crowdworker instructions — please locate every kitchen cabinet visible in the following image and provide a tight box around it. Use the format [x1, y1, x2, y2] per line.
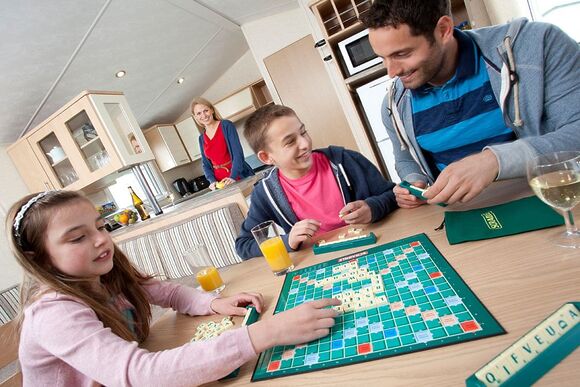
[174, 116, 202, 161]
[213, 79, 273, 122]
[264, 35, 358, 151]
[6, 139, 55, 192]
[8, 91, 154, 191]
[144, 124, 191, 172]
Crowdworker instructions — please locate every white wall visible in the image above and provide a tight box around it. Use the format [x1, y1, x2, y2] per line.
[483, 0, 531, 24]
[241, 7, 311, 104]
[0, 144, 29, 289]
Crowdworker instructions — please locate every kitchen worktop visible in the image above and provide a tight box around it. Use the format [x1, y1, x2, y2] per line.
[111, 175, 260, 242]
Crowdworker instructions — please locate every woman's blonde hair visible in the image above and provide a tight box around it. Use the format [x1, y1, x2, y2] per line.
[190, 97, 223, 133]
[6, 190, 152, 342]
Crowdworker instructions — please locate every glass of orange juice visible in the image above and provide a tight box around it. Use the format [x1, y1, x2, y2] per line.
[196, 266, 225, 293]
[251, 220, 294, 276]
[182, 243, 225, 293]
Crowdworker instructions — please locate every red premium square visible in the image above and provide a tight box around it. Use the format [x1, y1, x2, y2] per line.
[357, 343, 372, 354]
[267, 361, 281, 372]
[461, 320, 480, 332]
[429, 271, 442, 279]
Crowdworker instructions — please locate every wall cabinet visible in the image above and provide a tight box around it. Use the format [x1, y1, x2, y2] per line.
[6, 139, 56, 192]
[144, 124, 191, 172]
[174, 116, 202, 161]
[7, 91, 154, 192]
[213, 79, 273, 122]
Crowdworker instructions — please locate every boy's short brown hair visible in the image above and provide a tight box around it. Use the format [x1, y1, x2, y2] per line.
[244, 104, 297, 153]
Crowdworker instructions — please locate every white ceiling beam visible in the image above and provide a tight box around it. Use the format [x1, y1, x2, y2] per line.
[163, 0, 241, 31]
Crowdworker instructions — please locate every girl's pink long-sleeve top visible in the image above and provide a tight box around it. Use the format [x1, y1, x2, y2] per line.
[19, 280, 257, 386]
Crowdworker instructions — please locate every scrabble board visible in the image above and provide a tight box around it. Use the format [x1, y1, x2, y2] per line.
[252, 233, 505, 381]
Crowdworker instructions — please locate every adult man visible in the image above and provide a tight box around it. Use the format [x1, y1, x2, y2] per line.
[362, 0, 580, 207]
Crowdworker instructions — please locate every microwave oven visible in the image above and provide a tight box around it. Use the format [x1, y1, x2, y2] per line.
[337, 29, 382, 76]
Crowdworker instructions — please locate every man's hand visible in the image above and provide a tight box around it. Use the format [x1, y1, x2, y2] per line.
[288, 219, 321, 250]
[339, 200, 373, 224]
[394, 181, 427, 208]
[423, 150, 499, 205]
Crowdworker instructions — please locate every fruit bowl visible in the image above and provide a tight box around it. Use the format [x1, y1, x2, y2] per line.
[113, 209, 139, 226]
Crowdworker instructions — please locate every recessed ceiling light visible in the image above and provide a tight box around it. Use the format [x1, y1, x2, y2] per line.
[115, 70, 126, 78]
[177, 77, 185, 84]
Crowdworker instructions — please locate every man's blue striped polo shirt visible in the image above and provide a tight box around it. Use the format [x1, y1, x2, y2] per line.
[411, 29, 514, 175]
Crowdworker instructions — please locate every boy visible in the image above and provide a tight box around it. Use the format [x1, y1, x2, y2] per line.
[235, 105, 398, 259]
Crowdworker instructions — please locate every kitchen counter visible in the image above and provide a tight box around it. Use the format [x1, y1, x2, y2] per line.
[111, 175, 260, 243]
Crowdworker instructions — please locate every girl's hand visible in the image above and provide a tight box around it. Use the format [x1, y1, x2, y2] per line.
[209, 182, 217, 191]
[248, 298, 340, 353]
[210, 292, 264, 316]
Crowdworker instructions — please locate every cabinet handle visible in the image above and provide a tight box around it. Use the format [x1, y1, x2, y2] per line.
[44, 182, 51, 190]
[323, 55, 333, 62]
[314, 39, 326, 48]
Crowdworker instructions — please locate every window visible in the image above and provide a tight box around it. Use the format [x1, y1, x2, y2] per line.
[107, 161, 168, 209]
[527, 0, 580, 41]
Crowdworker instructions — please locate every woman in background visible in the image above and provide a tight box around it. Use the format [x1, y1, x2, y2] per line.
[191, 97, 254, 190]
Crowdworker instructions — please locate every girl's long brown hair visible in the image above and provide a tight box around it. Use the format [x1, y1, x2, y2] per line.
[190, 97, 223, 133]
[6, 191, 152, 342]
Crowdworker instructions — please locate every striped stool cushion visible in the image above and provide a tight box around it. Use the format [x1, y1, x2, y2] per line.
[117, 236, 167, 280]
[0, 285, 19, 325]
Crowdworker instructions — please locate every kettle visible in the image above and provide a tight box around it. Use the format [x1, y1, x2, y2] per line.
[172, 178, 190, 197]
[46, 147, 65, 164]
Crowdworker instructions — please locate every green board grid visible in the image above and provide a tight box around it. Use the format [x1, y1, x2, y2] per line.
[252, 234, 505, 382]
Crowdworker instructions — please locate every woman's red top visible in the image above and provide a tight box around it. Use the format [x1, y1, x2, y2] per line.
[202, 122, 232, 182]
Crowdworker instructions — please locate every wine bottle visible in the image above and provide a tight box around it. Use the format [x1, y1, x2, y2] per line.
[128, 186, 150, 220]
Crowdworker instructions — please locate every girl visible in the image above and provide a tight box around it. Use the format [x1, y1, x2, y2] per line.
[191, 97, 254, 190]
[7, 190, 340, 386]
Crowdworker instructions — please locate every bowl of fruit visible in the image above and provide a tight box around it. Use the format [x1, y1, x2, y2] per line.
[113, 209, 138, 226]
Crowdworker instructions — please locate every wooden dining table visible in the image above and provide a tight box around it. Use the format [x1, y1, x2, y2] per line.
[142, 179, 579, 386]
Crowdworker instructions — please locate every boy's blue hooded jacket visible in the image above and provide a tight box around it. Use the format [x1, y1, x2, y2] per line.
[235, 146, 398, 259]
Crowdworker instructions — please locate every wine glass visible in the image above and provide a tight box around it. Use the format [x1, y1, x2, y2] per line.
[527, 151, 580, 248]
[167, 192, 175, 207]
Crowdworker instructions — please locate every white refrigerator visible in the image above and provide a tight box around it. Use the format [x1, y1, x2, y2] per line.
[356, 75, 400, 183]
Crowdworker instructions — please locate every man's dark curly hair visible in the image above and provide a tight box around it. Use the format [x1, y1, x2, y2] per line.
[360, 0, 451, 43]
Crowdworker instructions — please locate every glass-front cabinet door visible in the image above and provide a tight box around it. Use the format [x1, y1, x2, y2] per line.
[52, 96, 123, 185]
[88, 93, 153, 165]
[27, 123, 80, 189]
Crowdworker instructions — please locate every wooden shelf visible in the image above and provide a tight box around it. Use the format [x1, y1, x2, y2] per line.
[314, 0, 371, 39]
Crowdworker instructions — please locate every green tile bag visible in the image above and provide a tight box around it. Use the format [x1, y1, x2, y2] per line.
[444, 196, 564, 244]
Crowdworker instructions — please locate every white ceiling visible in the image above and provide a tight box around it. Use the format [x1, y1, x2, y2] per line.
[0, 0, 297, 144]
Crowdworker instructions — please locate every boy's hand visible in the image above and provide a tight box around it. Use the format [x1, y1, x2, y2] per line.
[339, 201, 372, 224]
[209, 182, 217, 191]
[210, 292, 264, 316]
[289, 219, 321, 250]
[423, 150, 498, 205]
[394, 181, 427, 208]
[248, 298, 340, 353]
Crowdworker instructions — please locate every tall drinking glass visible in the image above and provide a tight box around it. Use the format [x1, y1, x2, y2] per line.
[182, 243, 225, 293]
[251, 220, 294, 276]
[527, 151, 580, 248]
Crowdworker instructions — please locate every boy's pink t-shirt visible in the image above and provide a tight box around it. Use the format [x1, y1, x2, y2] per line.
[278, 152, 347, 234]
